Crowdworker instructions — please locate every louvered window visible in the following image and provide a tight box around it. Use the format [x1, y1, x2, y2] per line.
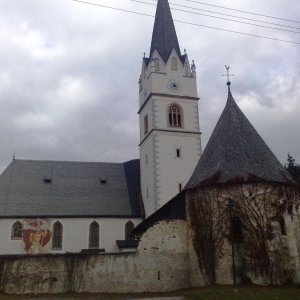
[168, 104, 183, 128]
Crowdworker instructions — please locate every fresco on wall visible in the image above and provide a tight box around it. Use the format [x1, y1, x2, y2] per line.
[23, 219, 52, 254]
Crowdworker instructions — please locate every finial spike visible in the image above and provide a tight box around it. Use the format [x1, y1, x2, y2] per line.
[13, 149, 16, 160]
[222, 65, 235, 92]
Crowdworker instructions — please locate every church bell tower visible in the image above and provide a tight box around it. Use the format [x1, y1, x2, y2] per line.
[139, 0, 202, 217]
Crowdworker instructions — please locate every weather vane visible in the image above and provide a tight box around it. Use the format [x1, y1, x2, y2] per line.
[222, 65, 235, 91]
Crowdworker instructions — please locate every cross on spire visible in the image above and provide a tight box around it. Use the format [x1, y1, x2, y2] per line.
[222, 65, 235, 91]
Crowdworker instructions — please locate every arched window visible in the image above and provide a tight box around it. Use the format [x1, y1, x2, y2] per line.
[168, 104, 183, 128]
[278, 216, 287, 235]
[89, 221, 99, 249]
[125, 221, 135, 240]
[154, 58, 160, 72]
[144, 114, 148, 134]
[171, 57, 177, 70]
[11, 221, 22, 239]
[52, 221, 63, 250]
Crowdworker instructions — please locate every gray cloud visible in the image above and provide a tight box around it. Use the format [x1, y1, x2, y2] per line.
[0, 0, 299, 173]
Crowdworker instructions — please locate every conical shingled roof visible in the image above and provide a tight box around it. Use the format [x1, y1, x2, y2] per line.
[149, 0, 182, 62]
[186, 90, 295, 189]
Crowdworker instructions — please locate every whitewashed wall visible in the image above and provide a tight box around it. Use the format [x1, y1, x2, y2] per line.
[139, 49, 202, 217]
[0, 220, 190, 295]
[0, 218, 142, 255]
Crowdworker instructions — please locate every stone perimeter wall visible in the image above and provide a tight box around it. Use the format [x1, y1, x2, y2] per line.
[0, 220, 192, 295]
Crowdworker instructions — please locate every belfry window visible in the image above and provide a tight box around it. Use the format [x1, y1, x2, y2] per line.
[52, 221, 63, 250]
[154, 58, 160, 71]
[144, 115, 148, 134]
[11, 221, 22, 239]
[125, 221, 135, 240]
[89, 221, 100, 249]
[168, 104, 182, 128]
[171, 57, 177, 70]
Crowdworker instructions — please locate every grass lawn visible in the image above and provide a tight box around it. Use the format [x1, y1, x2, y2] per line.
[0, 285, 300, 300]
[183, 285, 300, 300]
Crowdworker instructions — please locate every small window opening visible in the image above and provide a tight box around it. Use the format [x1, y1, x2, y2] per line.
[171, 57, 177, 70]
[154, 58, 160, 72]
[176, 149, 181, 158]
[185, 62, 189, 76]
[144, 115, 149, 134]
[125, 221, 135, 240]
[11, 221, 23, 240]
[43, 178, 52, 184]
[278, 216, 287, 235]
[231, 217, 243, 242]
[89, 221, 100, 249]
[100, 179, 107, 184]
[146, 155, 148, 165]
[52, 221, 63, 250]
[179, 183, 183, 192]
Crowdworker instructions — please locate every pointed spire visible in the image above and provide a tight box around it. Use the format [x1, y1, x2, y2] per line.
[149, 0, 181, 62]
[186, 89, 295, 189]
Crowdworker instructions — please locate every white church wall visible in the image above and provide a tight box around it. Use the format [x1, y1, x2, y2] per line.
[139, 50, 198, 110]
[155, 132, 201, 208]
[140, 134, 156, 217]
[153, 96, 200, 132]
[0, 220, 190, 294]
[139, 51, 202, 216]
[141, 130, 201, 216]
[0, 219, 24, 254]
[0, 218, 142, 255]
[139, 98, 154, 141]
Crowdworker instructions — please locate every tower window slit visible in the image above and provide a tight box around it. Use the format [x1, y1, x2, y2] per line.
[179, 183, 182, 192]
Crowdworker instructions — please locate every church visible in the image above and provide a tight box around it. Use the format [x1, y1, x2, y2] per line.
[0, 0, 300, 295]
[0, 0, 201, 256]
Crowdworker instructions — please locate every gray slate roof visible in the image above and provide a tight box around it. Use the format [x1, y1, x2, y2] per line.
[149, 0, 184, 63]
[0, 159, 144, 218]
[186, 90, 295, 189]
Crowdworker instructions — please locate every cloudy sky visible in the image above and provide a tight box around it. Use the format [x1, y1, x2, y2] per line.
[0, 0, 299, 173]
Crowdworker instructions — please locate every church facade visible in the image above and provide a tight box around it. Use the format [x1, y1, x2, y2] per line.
[0, 159, 144, 255]
[0, 0, 300, 294]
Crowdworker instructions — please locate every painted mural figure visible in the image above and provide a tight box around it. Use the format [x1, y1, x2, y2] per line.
[23, 219, 52, 254]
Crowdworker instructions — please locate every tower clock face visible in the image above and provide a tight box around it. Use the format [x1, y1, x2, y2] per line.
[167, 79, 181, 93]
